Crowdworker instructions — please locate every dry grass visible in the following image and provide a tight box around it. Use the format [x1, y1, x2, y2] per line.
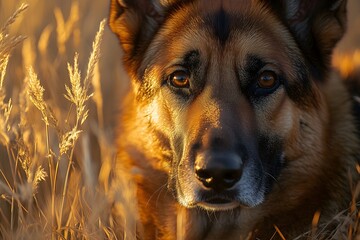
[0, 1, 359, 239]
[0, 2, 134, 239]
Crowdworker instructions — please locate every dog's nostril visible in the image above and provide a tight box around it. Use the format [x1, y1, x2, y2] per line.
[223, 171, 241, 183]
[195, 169, 212, 180]
[195, 169, 214, 187]
[195, 167, 242, 191]
[195, 152, 243, 191]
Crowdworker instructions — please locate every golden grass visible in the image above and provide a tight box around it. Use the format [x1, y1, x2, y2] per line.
[0, 1, 359, 240]
[0, 3, 134, 239]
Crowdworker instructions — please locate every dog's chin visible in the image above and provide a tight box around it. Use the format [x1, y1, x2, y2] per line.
[197, 199, 241, 211]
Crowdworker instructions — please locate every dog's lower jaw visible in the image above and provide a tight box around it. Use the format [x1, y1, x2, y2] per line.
[178, 196, 246, 211]
[197, 201, 241, 211]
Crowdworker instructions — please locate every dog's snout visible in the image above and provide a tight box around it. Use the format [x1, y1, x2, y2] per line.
[195, 152, 243, 192]
[195, 168, 242, 190]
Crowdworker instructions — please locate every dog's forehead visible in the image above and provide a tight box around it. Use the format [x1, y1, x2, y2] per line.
[144, 0, 292, 72]
[194, 0, 267, 43]
[197, 0, 252, 12]
[146, 0, 287, 68]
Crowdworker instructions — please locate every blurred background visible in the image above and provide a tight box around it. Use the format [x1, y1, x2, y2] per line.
[338, 0, 360, 52]
[0, 1, 130, 238]
[1, 0, 127, 139]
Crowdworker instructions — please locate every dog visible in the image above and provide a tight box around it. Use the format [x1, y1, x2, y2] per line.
[109, 0, 360, 239]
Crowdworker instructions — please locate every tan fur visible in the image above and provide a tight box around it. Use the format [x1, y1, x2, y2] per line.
[110, 0, 359, 239]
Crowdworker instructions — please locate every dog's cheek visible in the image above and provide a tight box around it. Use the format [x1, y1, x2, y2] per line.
[141, 92, 174, 131]
[271, 101, 295, 136]
[276, 92, 328, 165]
[252, 93, 294, 173]
[144, 91, 193, 182]
[253, 89, 289, 134]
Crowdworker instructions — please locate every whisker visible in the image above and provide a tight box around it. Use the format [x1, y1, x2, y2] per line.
[145, 183, 168, 208]
[264, 171, 278, 185]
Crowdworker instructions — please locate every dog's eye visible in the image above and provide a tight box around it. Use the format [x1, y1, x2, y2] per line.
[257, 71, 278, 89]
[168, 70, 190, 88]
[250, 70, 281, 97]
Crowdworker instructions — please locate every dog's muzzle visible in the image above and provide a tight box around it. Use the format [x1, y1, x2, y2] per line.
[194, 151, 243, 210]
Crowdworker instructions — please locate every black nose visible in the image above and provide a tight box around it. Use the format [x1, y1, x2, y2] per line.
[195, 152, 243, 192]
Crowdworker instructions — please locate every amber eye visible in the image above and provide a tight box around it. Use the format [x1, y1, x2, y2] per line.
[258, 71, 278, 89]
[169, 70, 190, 88]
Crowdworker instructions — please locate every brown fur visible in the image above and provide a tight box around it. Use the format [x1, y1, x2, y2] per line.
[109, 0, 359, 239]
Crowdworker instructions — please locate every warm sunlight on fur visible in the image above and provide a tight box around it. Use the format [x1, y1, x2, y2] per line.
[0, 0, 359, 239]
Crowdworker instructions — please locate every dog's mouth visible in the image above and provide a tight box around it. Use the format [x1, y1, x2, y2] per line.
[197, 198, 241, 211]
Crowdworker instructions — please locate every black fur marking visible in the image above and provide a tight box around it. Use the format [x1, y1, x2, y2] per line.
[207, 8, 231, 44]
[244, 55, 267, 78]
[113, 0, 124, 19]
[257, 136, 283, 194]
[182, 50, 205, 96]
[241, 55, 316, 107]
[183, 50, 201, 71]
[241, 55, 267, 98]
[284, 60, 318, 107]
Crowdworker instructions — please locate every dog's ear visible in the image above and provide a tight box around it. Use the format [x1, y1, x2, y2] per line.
[109, 0, 171, 65]
[268, 0, 347, 76]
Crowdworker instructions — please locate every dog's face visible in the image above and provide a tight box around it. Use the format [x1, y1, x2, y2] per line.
[110, 0, 346, 211]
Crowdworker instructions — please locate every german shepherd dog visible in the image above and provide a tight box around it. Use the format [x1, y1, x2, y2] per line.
[109, 0, 359, 239]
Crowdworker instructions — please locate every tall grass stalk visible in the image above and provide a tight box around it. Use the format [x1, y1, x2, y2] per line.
[0, 3, 118, 238]
[0, 5, 27, 235]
